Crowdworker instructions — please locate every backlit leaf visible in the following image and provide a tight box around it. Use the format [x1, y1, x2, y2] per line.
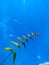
[23, 35, 28, 42]
[27, 34, 33, 40]
[3, 47, 13, 51]
[17, 37, 26, 48]
[17, 37, 23, 42]
[10, 41, 21, 49]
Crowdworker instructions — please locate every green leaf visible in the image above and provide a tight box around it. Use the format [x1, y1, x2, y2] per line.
[13, 52, 16, 64]
[27, 34, 33, 40]
[10, 41, 21, 49]
[23, 35, 28, 42]
[17, 37, 26, 48]
[3, 47, 13, 51]
[17, 37, 23, 42]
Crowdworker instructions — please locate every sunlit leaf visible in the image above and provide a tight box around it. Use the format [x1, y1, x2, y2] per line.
[17, 37, 23, 42]
[10, 41, 21, 49]
[23, 35, 28, 42]
[17, 37, 26, 48]
[27, 34, 33, 40]
[13, 52, 16, 64]
[3, 47, 13, 51]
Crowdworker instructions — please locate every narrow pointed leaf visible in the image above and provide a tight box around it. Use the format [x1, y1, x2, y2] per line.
[3, 47, 12, 51]
[23, 35, 28, 42]
[13, 52, 16, 64]
[27, 34, 33, 40]
[17, 37, 26, 48]
[10, 41, 21, 49]
[17, 37, 23, 42]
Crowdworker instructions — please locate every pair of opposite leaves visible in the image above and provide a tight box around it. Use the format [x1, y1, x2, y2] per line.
[3, 32, 40, 64]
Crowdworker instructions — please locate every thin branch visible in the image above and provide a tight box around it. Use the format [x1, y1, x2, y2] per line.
[0, 48, 17, 65]
[0, 52, 12, 65]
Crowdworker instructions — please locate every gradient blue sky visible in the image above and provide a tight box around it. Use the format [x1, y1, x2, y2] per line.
[0, 0, 49, 65]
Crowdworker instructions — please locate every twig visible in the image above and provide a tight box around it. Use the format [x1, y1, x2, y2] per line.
[0, 52, 12, 65]
[0, 48, 17, 65]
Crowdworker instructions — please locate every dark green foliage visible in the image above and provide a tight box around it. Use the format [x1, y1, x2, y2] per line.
[13, 52, 16, 64]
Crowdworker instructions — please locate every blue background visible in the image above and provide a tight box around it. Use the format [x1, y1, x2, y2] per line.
[0, 0, 49, 65]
